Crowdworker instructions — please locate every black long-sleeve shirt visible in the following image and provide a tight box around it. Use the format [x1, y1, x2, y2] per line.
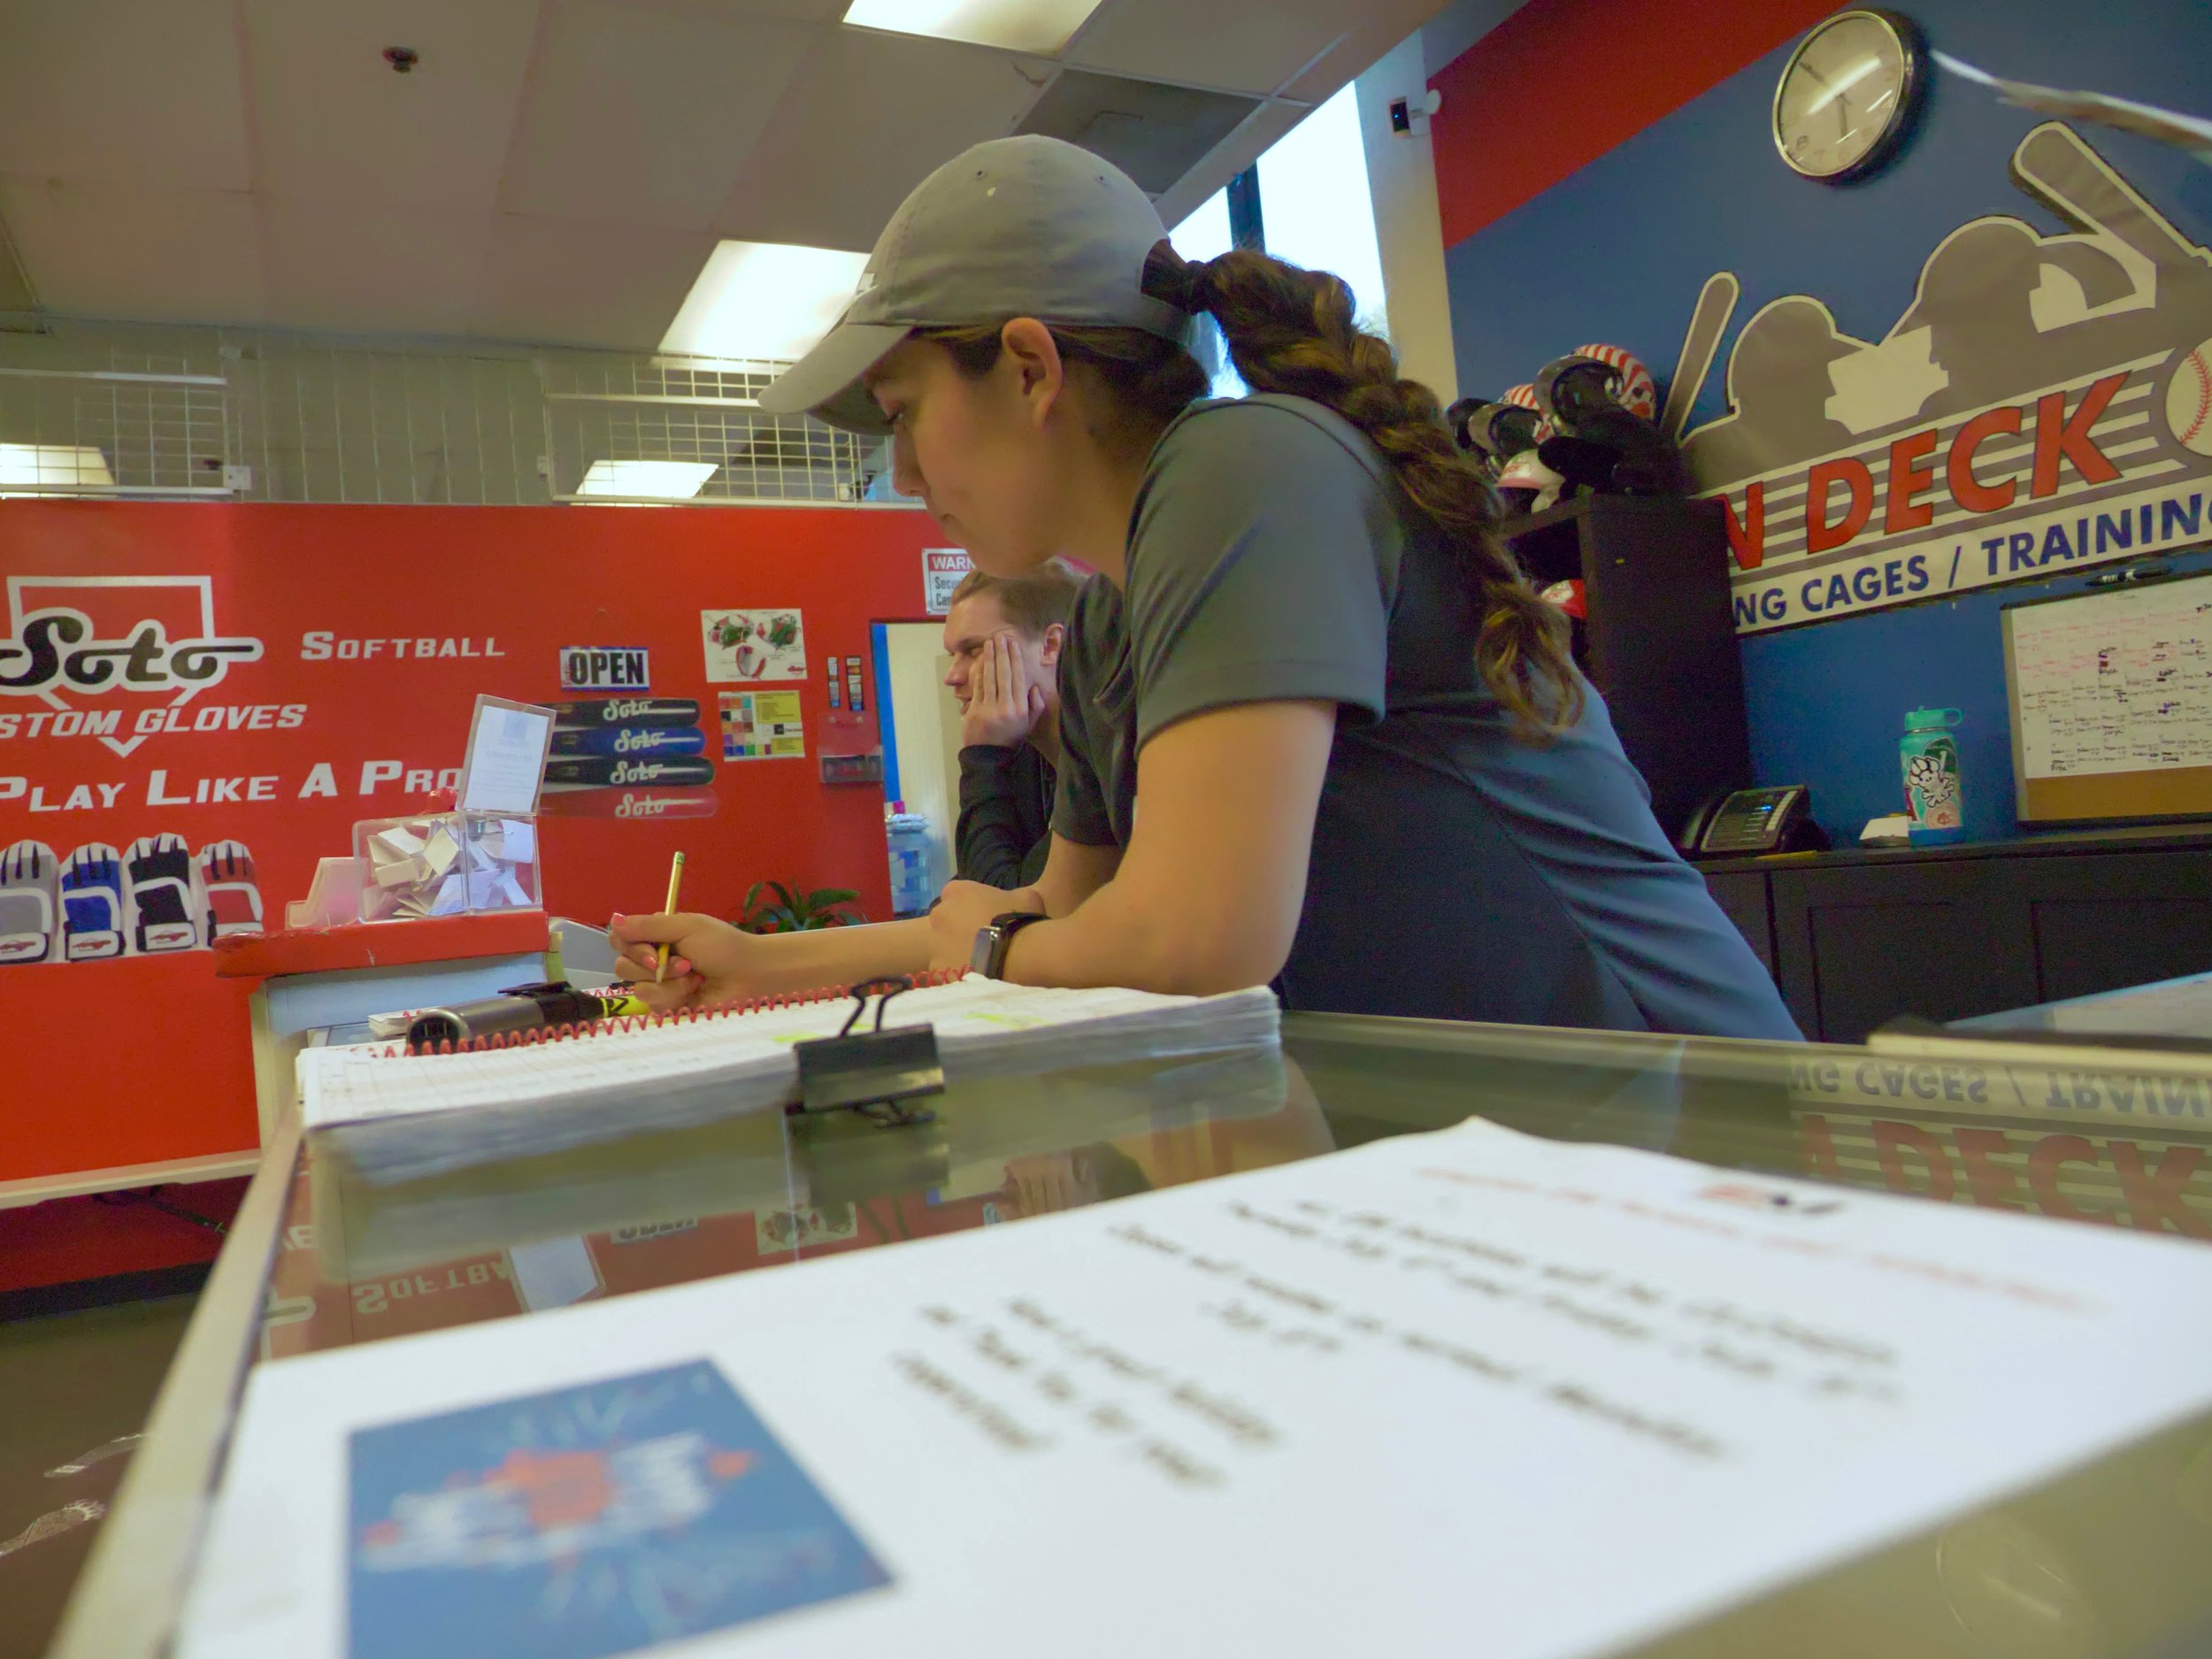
[954, 741, 1056, 889]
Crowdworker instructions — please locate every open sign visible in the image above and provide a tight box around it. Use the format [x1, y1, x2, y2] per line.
[559, 646, 650, 692]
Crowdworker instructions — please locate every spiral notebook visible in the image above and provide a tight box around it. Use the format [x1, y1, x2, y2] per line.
[300, 974, 1280, 1185]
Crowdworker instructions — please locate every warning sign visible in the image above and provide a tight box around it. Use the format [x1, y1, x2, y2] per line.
[922, 548, 972, 616]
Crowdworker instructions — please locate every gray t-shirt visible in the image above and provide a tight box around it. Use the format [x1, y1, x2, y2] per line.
[1053, 394, 1800, 1040]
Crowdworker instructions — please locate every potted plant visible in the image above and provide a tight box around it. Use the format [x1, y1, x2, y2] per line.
[735, 880, 863, 934]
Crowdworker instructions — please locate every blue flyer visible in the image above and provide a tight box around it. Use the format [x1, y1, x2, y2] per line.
[348, 1359, 891, 1659]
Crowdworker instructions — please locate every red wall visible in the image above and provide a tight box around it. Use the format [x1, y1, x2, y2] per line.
[1, 499, 936, 1183]
[1428, 0, 1833, 246]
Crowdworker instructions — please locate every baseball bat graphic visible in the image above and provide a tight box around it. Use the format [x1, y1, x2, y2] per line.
[535, 787, 722, 819]
[1662, 271, 1742, 440]
[549, 726, 708, 758]
[541, 757, 717, 790]
[2011, 121, 2208, 272]
[547, 697, 702, 731]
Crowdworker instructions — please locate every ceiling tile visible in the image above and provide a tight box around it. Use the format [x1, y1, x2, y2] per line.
[0, 175, 265, 322]
[700, 0, 849, 17]
[1280, 0, 1453, 101]
[711, 28, 1043, 252]
[0, 214, 35, 311]
[242, 0, 540, 211]
[499, 0, 815, 231]
[0, 0, 250, 188]
[0, 0, 1425, 340]
[1148, 100, 1314, 228]
[473, 213, 716, 349]
[1016, 70, 1259, 196]
[1066, 0, 1348, 96]
[259, 202, 494, 335]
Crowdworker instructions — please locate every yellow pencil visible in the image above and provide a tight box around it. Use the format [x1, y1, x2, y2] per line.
[654, 851, 686, 984]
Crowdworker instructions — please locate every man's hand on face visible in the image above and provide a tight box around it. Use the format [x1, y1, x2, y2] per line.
[960, 630, 1047, 749]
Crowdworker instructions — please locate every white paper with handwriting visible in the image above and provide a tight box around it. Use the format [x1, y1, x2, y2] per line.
[178, 1118, 2212, 1659]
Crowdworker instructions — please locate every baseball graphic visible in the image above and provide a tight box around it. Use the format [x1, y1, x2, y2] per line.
[2168, 338, 2212, 456]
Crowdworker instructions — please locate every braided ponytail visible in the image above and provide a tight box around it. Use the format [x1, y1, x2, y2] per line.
[1179, 246, 1581, 736]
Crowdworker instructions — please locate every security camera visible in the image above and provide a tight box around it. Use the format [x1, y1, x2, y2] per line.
[1387, 88, 1443, 136]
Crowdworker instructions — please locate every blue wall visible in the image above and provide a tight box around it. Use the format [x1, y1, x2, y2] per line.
[1440, 0, 2212, 841]
[1744, 548, 2212, 841]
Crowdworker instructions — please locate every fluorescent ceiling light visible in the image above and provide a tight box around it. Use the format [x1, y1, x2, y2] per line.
[576, 460, 718, 500]
[0, 442, 114, 496]
[841, 0, 1107, 56]
[661, 241, 871, 364]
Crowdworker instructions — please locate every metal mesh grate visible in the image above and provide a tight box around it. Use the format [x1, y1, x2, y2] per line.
[0, 317, 895, 509]
[232, 342, 549, 506]
[0, 352, 231, 497]
[539, 354, 884, 504]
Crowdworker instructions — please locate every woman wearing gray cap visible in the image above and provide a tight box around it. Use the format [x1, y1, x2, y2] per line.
[613, 137, 1797, 1038]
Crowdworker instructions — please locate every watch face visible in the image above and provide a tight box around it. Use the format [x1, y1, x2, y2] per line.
[1775, 11, 1915, 180]
[972, 911, 1044, 979]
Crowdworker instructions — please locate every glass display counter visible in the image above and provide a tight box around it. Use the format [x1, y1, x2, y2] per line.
[50, 1013, 2212, 1659]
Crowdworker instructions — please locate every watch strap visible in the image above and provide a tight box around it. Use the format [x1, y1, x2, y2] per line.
[976, 910, 1048, 979]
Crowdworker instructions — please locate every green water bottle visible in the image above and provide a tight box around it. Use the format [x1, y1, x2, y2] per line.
[1901, 708, 1963, 837]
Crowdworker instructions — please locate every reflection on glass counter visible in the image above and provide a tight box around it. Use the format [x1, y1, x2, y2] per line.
[264, 1041, 1336, 1358]
[262, 1018, 2209, 1368]
[1789, 1047, 2210, 1237]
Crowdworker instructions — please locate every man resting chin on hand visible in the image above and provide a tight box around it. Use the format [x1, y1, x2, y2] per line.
[940, 560, 1081, 890]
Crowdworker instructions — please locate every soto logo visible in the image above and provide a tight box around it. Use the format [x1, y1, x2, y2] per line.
[0, 576, 265, 757]
[0, 612, 262, 695]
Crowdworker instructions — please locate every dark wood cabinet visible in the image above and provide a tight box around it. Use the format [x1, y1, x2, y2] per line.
[1701, 871, 1775, 976]
[1701, 828, 2212, 1042]
[2011, 852, 2212, 1003]
[1768, 862, 2039, 1040]
[1503, 495, 1750, 838]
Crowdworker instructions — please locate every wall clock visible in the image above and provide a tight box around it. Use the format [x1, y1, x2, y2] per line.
[1773, 9, 1926, 182]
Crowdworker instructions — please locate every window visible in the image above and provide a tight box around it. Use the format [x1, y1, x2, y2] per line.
[1254, 85, 1387, 337]
[1168, 82, 1390, 399]
[1169, 188, 1233, 265]
[1168, 188, 1244, 397]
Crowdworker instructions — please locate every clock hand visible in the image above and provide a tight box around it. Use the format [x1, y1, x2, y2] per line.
[1807, 57, 1881, 116]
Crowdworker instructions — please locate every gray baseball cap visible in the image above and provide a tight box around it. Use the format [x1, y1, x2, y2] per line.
[756, 136, 1187, 436]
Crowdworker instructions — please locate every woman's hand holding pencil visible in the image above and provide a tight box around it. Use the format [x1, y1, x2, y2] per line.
[610, 910, 756, 1010]
[612, 849, 933, 1009]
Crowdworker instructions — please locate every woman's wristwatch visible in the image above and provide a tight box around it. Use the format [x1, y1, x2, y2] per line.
[971, 910, 1049, 979]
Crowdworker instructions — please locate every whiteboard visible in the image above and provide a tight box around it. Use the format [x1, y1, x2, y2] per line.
[2002, 571, 2212, 823]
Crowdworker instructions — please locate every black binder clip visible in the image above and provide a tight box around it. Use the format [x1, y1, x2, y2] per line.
[790, 977, 942, 1127]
